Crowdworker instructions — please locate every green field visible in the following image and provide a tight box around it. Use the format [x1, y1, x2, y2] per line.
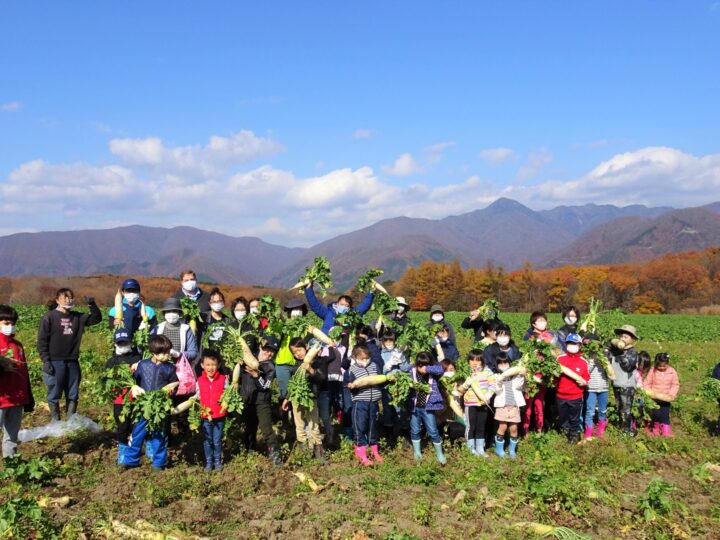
[2, 305, 720, 539]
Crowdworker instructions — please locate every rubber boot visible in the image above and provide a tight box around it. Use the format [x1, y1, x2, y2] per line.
[466, 438, 477, 455]
[494, 435, 506, 458]
[354, 445, 372, 466]
[508, 437, 518, 459]
[268, 446, 283, 468]
[432, 442, 447, 465]
[369, 444, 384, 463]
[411, 439, 423, 460]
[66, 400, 78, 417]
[596, 419, 608, 439]
[474, 439, 487, 458]
[49, 402, 61, 422]
[583, 425, 594, 440]
[313, 444, 328, 465]
[660, 424, 672, 437]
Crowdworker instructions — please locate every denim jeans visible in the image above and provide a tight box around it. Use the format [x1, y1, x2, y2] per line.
[119, 417, 169, 468]
[410, 407, 441, 443]
[43, 359, 81, 405]
[317, 381, 343, 436]
[275, 364, 294, 400]
[201, 418, 225, 465]
[352, 400, 379, 446]
[584, 391, 609, 428]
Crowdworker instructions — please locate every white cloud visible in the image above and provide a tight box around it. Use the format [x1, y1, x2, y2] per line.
[382, 141, 455, 176]
[352, 129, 375, 140]
[1, 101, 22, 112]
[479, 147, 514, 165]
[109, 130, 284, 179]
[4, 135, 720, 246]
[516, 147, 554, 181]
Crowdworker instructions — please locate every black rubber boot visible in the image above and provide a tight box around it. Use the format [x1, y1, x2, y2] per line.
[49, 402, 61, 422]
[66, 400, 78, 417]
[313, 444, 328, 465]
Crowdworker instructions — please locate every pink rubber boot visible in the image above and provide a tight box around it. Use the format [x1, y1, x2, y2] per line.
[596, 420, 608, 439]
[370, 444, 384, 463]
[354, 445, 373, 466]
[583, 426, 594, 440]
[660, 424, 672, 437]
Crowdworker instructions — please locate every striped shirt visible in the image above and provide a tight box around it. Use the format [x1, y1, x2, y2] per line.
[462, 368, 495, 406]
[587, 357, 610, 392]
[502, 380, 516, 407]
[348, 362, 382, 402]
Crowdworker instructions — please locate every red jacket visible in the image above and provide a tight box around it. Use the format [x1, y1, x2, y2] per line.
[556, 352, 590, 400]
[0, 334, 31, 408]
[196, 371, 228, 420]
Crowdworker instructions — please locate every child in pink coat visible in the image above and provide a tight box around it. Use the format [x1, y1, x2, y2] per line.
[643, 353, 680, 437]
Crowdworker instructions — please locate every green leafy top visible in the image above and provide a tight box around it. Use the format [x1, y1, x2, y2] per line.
[356, 269, 384, 293]
[518, 337, 561, 396]
[580, 297, 602, 334]
[373, 293, 399, 316]
[478, 298, 500, 320]
[397, 321, 441, 360]
[284, 315, 314, 339]
[300, 256, 333, 296]
[329, 310, 365, 341]
[180, 297, 201, 322]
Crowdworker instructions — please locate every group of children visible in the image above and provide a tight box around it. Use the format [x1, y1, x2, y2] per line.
[0, 275, 703, 473]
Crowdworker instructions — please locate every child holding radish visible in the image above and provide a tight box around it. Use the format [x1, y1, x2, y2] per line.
[409, 352, 447, 464]
[582, 336, 614, 439]
[609, 325, 640, 436]
[118, 335, 178, 470]
[493, 353, 525, 458]
[380, 331, 411, 447]
[195, 351, 228, 472]
[281, 339, 327, 462]
[521, 311, 557, 434]
[105, 328, 142, 446]
[302, 283, 375, 336]
[0, 305, 34, 458]
[346, 344, 385, 465]
[555, 334, 590, 443]
[642, 353, 680, 437]
[458, 350, 495, 457]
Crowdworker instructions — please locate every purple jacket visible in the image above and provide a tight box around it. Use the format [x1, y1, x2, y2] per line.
[410, 365, 445, 412]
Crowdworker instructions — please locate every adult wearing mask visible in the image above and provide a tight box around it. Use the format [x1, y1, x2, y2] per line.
[427, 305, 457, 345]
[275, 298, 310, 401]
[228, 296, 258, 355]
[37, 288, 102, 421]
[556, 306, 581, 351]
[151, 298, 198, 366]
[173, 269, 210, 314]
[108, 278, 157, 338]
[483, 324, 521, 373]
[303, 283, 375, 336]
[203, 288, 231, 349]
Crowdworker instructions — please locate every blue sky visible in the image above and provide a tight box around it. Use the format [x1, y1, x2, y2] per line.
[1, 1, 719, 245]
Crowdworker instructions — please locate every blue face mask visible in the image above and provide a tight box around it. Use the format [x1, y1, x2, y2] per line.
[335, 304, 350, 314]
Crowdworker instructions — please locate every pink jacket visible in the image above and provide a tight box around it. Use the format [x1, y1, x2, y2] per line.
[643, 366, 680, 400]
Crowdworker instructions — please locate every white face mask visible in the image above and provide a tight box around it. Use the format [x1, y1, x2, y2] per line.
[124, 292, 140, 304]
[431, 314, 443, 322]
[442, 371, 454, 378]
[234, 310, 247, 321]
[182, 279, 197, 292]
[397, 306, 406, 314]
[249, 307, 259, 315]
[354, 357, 370, 368]
[534, 320, 548, 332]
[497, 336, 510, 347]
[564, 316, 577, 325]
[164, 312, 181, 324]
[210, 302, 224, 313]
[290, 309, 303, 318]
[59, 300, 74, 310]
[566, 344, 580, 354]
[115, 344, 132, 355]
[0, 324, 15, 336]
[498, 365, 509, 373]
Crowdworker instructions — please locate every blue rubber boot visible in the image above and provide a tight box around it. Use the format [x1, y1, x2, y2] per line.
[494, 435, 506, 458]
[432, 442, 447, 465]
[466, 438, 477, 455]
[508, 437, 518, 459]
[474, 439, 487, 458]
[411, 439, 423, 460]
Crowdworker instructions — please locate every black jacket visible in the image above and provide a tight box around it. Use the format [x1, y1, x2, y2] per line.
[241, 361, 276, 405]
[483, 341, 521, 373]
[461, 315, 485, 341]
[37, 303, 102, 363]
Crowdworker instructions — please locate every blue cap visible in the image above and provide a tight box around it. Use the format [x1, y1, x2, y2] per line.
[114, 328, 131, 343]
[565, 333, 583, 344]
[121, 278, 141, 291]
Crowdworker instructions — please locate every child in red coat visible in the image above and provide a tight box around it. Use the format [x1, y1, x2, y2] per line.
[0, 305, 34, 457]
[196, 351, 228, 472]
[556, 333, 589, 443]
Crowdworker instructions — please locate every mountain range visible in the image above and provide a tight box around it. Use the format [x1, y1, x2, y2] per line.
[1, 198, 719, 289]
